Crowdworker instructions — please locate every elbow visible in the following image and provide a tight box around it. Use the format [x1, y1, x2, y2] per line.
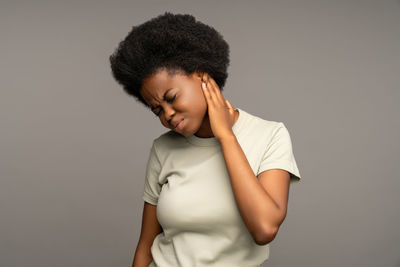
[254, 209, 287, 245]
[254, 225, 279, 246]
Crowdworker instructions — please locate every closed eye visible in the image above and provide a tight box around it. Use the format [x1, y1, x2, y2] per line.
[167, 94, 176, 103]
[153, 94, 177, 117]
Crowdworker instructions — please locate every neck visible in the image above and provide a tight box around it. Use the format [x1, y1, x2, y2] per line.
[194, 114, 214, 138]
[194, 109, 239, 138]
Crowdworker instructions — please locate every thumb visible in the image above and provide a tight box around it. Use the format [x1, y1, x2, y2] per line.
[225, 99, 235, 115]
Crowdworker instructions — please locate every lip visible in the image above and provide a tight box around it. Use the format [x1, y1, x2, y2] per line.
[173, 119, 184, 131]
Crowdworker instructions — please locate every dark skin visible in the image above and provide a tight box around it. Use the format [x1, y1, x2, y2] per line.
[140, 69, 239, 139]
[140, 68, 290, 245]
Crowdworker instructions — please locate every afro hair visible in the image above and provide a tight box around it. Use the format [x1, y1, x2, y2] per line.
[109, 11, 230, 109]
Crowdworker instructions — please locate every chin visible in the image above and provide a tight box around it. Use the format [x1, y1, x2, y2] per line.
[180, 121, 198, 137]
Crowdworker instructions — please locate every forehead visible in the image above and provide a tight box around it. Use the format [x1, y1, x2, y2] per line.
[140, 70, 192, 105]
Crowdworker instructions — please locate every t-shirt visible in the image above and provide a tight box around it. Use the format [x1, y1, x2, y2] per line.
[142, 107, 301, 267]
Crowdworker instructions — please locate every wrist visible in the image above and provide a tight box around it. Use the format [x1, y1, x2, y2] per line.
[218, 133, 237, 144]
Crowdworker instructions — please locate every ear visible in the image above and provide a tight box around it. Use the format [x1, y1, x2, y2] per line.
[194, 70, 207, 82]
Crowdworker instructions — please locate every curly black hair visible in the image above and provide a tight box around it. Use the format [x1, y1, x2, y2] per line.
[109, 11, 230, 109]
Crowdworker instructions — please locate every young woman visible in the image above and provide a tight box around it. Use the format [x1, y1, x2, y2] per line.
[109, 12, 301, 267]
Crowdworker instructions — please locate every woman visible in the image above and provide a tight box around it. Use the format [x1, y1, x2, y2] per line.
[109, 12, 301, 267]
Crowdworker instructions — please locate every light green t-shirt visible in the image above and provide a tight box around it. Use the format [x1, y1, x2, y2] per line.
[143, 107, 301, 267]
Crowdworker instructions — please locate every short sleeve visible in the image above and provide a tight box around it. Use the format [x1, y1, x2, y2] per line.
[257, 122, 301, 183]
[142, 141, 162, 205]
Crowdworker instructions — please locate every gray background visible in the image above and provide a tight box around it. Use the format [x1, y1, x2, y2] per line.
[1, 0, 399, 266]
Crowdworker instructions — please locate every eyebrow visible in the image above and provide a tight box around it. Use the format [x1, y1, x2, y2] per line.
[150, 88, 174, 110]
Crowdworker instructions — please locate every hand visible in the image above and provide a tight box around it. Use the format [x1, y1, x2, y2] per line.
[201, 73, 236, 141]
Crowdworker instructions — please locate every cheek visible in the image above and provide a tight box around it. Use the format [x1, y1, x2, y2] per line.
[189, 90, 207, 113]
[179, 88, 205, 111]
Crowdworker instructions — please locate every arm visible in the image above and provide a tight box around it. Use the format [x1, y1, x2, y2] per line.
[132, 246, 152, 267]
[199, 73, 290, 246]
[132, 202, 163, 267]
[219, 135, 290, 245]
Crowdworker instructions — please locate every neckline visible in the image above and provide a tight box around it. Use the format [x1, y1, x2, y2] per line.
[184, 108, 245, 147]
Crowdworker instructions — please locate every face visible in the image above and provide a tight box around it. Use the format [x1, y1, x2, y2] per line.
[140, 69, 211, 137]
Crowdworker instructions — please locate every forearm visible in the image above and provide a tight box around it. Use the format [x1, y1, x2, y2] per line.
[132, 243, 153, 267]
[219, 135, 283, 243]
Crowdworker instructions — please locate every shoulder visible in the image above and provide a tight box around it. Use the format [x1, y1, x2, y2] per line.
[238, 108, 284, 138]
[154, 130, 183, 145]
[151, 130, 187, 157]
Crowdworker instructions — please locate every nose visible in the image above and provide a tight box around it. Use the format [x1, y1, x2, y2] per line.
[163, 105, 175, 124]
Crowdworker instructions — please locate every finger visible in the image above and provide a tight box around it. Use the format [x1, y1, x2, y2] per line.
[202, 80, 217, 105]
[225, 99, 232, 109]
[203, 74, 221, 104]
[203, 79, 218, 105]
[225, 99, 235, 114]
[208, 76, 225, 104]
[202, 81, 213, 104]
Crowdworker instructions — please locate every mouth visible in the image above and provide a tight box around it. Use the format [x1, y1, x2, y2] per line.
[173, 119, 184, 131]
